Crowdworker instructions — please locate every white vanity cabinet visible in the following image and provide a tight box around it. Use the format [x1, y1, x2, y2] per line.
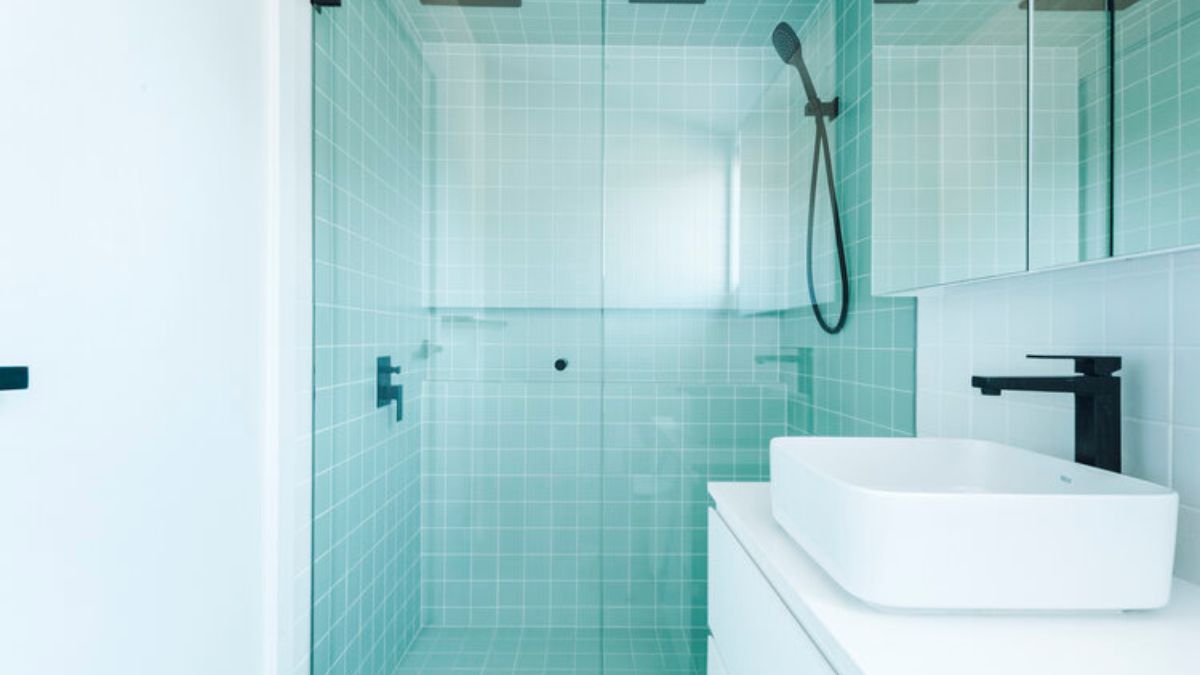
[708, 508, 838, 675]
[708, 482, 1200, 675]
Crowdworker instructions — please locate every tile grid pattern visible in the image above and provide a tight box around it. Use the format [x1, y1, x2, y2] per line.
[417, 36, 803, 643]
[395, 627, 705, 674]
[312, 1, 922, 673]
[424, 42, 796, 312]
[603, 45, 784, 309]
[913, 0, 1200, 586]
[598, 381, 786, 630]
[874, 45, 1029, 291]
[1114, 0, 1200, 255]
[312, 1, 428, 673]
[1030, 46, 1086, 269]
[421, 378, 605, 629]
[874, 30, 1118, 290]
[419, 310, 789, 630]
[422, 42, 605, 310]
[875, 1, 1108, 49]
[874, 7, 1127, 292]
[735, 65, 794, 312]
[1069, 29, 1113, 265]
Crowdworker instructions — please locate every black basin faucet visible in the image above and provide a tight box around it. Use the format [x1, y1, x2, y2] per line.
[971, 355, 1122, 473]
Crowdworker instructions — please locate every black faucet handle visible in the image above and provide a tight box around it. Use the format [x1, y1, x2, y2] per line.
[1026, 354, 1121, 377]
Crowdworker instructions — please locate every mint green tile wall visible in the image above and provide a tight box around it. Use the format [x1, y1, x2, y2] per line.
[603, 45, 785, 310]
[782, 0, 918, 438]
[418, 39, 797, 637]
[1115, 0, 1200, 254]
[311, 1, 427, 672]
[1070, 31, 1113, 266]
[600, 381, 787, 629]
[735, 71, 794, 313]
[874, 45, 1028, 289]
[598, 310, 787, 630]
[422, 378, 605, 628]
[598, 42, 795, 633]
[602, 311, 783, 385]
[874, 41, 1106, 279]
[1030, 46, 1089, 268]
[418, 41, 608, 630]
[419, 309, 787, 630]
[346, 0, 920, 649]
[787, 1, 840, 312]
[422, 43, 604, 309]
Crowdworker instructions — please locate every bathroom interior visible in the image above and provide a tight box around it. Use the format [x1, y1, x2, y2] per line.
[1, 0, 1198, 673]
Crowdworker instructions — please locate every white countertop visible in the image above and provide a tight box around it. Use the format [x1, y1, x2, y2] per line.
[709, 482, 1200, 675]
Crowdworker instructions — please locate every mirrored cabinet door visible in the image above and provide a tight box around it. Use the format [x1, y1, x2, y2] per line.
[872, 0, 1199, 294]
[1029, 1, 1113, 270]
[872, 0, 1030, 293]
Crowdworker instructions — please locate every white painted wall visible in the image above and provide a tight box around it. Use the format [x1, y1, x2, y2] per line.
[0, 2, 311, 673]
[265, 2, 313, 674]
[916, 248, 1200, 585]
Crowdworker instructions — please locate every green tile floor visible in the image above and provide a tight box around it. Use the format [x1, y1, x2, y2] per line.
[394, 627, 705, 675]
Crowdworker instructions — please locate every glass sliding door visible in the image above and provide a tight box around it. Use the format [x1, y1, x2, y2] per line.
[1029, 0, 1113, 269]
[312, 2, 917, 674]
[598, 1, 838, 672]
[414, 22, 607, 671]
[313, 1, 608, 673]
[311, 2, 429, 673]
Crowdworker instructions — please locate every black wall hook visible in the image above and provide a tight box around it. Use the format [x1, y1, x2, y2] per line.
[0, 367, 29, 391]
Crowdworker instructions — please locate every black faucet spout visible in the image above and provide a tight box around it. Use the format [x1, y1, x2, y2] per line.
[969, 375, 1111, 395]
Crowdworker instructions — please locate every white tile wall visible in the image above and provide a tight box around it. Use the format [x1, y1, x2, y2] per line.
[917, 246, 1200, 584]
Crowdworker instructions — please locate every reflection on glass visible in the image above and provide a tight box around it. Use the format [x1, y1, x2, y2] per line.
[1113, 0, 1199, 255]
[872, 0, 1031, 293]
[1029, 0, 1112, 269]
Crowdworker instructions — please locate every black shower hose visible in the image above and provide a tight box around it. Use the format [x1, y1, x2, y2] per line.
[805, 111, 850, 335]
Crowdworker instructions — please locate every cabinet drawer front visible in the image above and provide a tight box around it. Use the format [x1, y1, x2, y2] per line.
[709, 508, 837, 675]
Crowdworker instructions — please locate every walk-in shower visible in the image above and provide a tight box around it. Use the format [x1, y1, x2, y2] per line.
[309, 0, 916, 673]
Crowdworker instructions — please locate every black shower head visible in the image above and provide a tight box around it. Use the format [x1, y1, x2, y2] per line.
[772, 22, 801, 65]
[773, 21, 822, 110]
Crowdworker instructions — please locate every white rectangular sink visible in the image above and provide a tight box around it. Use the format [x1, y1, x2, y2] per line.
[770, 437, 1179, 611]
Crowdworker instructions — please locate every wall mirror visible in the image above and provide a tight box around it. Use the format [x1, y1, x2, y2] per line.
[871, 0, 1197, 295]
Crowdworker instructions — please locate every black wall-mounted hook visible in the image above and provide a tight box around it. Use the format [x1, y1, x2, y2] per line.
[804, 97, 839, 121]
[312, 0, 341, 12]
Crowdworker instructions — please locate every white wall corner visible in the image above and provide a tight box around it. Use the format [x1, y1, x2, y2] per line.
[264, 0, 313, 673]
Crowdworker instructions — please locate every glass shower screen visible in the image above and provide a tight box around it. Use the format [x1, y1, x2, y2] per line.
[311, 1, 842, 673]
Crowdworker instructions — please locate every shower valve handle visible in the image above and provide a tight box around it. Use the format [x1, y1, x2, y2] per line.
[376, 357, 404, 422]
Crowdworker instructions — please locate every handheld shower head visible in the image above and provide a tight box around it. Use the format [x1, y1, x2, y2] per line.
[772, 22, 801, 65]
[773, 21, 824, 114]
